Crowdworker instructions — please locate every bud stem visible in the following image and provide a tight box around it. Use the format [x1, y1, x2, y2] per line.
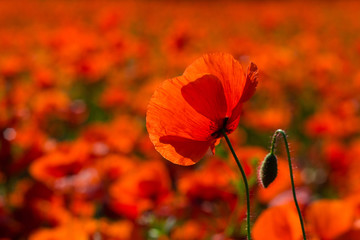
[270, 129, 307, 240]
[222, 129, 251, 240]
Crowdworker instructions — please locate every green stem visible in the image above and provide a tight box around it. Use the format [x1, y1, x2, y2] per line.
[222, 129, 251, 240]
[270, 129, 307, 240]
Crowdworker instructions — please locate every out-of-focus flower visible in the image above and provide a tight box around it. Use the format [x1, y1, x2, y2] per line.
[306, 199, 354, 239]
[30, 140, 90, 186]
[107, 115, 143, 154]
[97, 219, 134, 240]
[94, 154, 136, 181]
[252, 203, 303, 240]
[0, 55, 24, 78]
[178, 157, 237, 204]
[28, 220, 90, 240]
[244, 107, 291, 131]
[305, 111, 360, 138]
[31, 89, 70, 119]
[81, 115, 142, 155]
[109, 160, 172, 219]
[171, 220, 206, 240]
[32, 67, 55, 88]
[100, 85, 128, 109]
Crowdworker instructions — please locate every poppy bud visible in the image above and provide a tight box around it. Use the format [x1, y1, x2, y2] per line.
[259, 153, 278, 188]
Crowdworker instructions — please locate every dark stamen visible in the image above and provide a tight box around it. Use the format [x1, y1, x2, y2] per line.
[223, 117, 229, 129]
[211, 117, 230, 138]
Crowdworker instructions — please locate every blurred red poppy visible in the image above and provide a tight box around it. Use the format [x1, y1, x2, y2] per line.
[178, 156, 238, 205]
[30, 140, 90, 186]
[109, 160, 172, 219]
[171, 220, 206, 240]
[146, 53, 258, 165]
[306, 199, 355, 239]
[252, 203, 303, 240]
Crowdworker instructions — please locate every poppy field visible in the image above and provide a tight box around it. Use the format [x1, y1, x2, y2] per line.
[1, 1, 360, 239]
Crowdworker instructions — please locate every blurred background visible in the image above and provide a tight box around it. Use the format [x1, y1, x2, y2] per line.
[1, 0, 360, 239]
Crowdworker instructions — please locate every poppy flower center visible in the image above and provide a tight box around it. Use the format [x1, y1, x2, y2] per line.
[211, 117, 231, 138]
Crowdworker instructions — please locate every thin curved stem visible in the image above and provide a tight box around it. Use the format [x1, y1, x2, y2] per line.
[222, 129, 251, 240]
[270, 129, 307, 240]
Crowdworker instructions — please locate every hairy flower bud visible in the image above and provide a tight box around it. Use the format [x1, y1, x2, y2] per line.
[259, 153, 278, 188]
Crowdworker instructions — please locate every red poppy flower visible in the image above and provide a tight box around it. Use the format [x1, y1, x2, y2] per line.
[306, 199, 355, 239]
[146, 53, 258, 165]
[252, 203, 302, 240]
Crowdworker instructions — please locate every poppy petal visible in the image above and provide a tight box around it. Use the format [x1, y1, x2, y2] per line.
[183, 52, 246, 117]
[252, 204, 302, 240]
[158, 136, 215, 165]
[147, 75, 216, 142]
[147, 75, 220, 164]
[181, 74, 227, 123]
[306, 200, 354, 239]
[240, 62, 259, 102]
[226, 101, 243, 133]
